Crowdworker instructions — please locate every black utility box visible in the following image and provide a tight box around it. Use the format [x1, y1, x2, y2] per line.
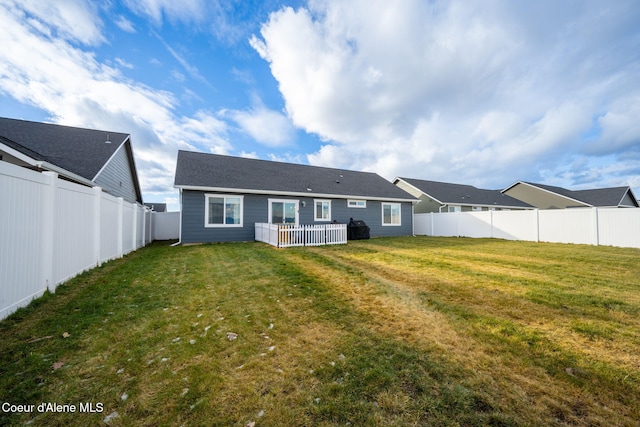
[347, 218, 370, 240]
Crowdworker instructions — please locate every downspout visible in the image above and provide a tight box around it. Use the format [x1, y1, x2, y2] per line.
[171, 188, 183, 246]
[412, 202, 415, 236]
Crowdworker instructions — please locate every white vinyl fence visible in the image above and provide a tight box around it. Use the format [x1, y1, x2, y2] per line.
[0, 161, 177, 320]
[415, 208, 640, 249]
[255, 223, 347, 248]
[150, 211, 180, 241]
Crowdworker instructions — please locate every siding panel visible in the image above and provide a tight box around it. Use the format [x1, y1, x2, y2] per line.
[94, 143, 138, 203]
[181, 191, 414, 243]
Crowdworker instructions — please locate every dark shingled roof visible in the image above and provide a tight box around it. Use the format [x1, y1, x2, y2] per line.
[522, 182, 636, 207]
[0, 117, 129, 181]
[174, 150, 416, 201]
[398, 177, 533, 208]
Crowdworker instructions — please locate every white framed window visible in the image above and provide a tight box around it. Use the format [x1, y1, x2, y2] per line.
[348, 199, 367, 208]
[382, 202, 401, 226]
[268, 199, 299, 225]
[448, 205, 461, 213]
[314, 199, 331, 221]
[205, 194, 243, 227]
[472, 206, 483, 212]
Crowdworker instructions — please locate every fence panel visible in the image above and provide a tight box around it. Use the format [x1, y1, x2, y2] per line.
[416, 208, 640, 248]
[598, 208, 640, 248]
[492, 210, 539, 241]
[0, 162, 48, 319]
[326, 223, 348, 244]
[255, 223, 347, 247]
[52, 178, 97, 287]
[431, 213, 460, 237]
[121, 202, 134, 254]
[100, 192, 121, 262]
[538, 208, 596, 245]
[0, 162, 150, 321]
[153, 211, 180, 240]
[458, 212, 493, 238]
[255, 222, 279, 246]
[413, 213, 433, 236]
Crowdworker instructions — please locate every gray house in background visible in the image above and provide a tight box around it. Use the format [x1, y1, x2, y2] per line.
[174, 150, 417, 244]
[502, 181, 639, 209]
[0, 117, 142, 204]
[394, 177, 532, 213]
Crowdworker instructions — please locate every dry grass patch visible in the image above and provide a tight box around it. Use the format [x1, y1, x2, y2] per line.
[1, 237, 638, 426]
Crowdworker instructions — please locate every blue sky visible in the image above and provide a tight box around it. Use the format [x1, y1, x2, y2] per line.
[1, 0, 639, 211]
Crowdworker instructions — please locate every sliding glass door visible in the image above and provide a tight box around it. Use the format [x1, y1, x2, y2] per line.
[269, 199, 299, 225]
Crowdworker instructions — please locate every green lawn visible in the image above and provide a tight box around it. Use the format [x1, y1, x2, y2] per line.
[0, 237, 639, 426]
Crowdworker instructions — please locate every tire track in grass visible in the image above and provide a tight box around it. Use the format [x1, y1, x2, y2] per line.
[287, 246, 637, 426]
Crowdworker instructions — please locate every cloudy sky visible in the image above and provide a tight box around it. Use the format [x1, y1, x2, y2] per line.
[1, 0, 639, 210]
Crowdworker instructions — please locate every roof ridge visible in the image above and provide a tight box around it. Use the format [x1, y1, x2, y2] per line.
[177, 150, 378, 176]
[0, 116, 128, 136]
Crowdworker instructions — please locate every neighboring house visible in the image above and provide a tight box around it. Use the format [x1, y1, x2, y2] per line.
[394, 177, 533, 213]
[174, 150, 417, 243]
[0, 117, 142, 204]
[502, 181, 639, 209]
[144, 203, 167, 212]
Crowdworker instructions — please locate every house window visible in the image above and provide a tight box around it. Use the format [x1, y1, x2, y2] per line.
[314, 199, 331, 221]
[205, 194, 243, 227]
[448, 206, 461, 213]
[348, 199, 366, 208]
[382, 203, 401, 226]
[269, 199, 299, 225]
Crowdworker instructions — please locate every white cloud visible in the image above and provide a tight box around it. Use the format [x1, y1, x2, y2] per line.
[8, 0, 105, 46]
[253, 0, 640, 189]
[115, 57, 135, 69]
[0, 1, 230, 206]
[123, 0, 207, 26]
[225, 104, 295, 147]
[115, 15, 136, 33]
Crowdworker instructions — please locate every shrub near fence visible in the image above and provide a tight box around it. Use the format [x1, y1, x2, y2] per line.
[0, 161, 177, 321]
[414, 208, 640, 248]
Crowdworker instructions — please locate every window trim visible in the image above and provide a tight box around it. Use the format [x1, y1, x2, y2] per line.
[314, 199, 332, 221]
[204, 194, 244, 228]
[348, 199, 367, 208]
[381, 202, 402, 226]
[268, 198, 299, 225]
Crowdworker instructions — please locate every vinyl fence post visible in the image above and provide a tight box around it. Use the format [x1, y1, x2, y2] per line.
[490, 209, 494, 239]
[593, 207, 600, 246]
[41, 171, 57, 292]
[117, 197, 124, 257]
[430, 212, 434, 236]
[141, 205, 146, 247]
[131, 203, 137, 251]
[535, 209, 540, 242]
[93, 187, 102, 267]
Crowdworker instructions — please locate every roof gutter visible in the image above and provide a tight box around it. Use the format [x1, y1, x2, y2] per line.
[35, 160, 96, 188]
[174, 184, 418, 203]
[0, 142, 39, 166]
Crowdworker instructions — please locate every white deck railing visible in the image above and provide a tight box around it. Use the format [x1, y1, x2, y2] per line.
[255, 223, 347, 248]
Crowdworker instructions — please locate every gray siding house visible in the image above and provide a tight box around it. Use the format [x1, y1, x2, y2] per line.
[502, 181, 639, 209]
[394, 177, 532, 213]
[174, 150, 417, 244]
[0, 117, 143, 203]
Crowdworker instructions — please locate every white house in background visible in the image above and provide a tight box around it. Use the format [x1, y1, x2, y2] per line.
[394, 177, 533, 213]
[0, 117, 143, 204]
[502, 181, 639, 209]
